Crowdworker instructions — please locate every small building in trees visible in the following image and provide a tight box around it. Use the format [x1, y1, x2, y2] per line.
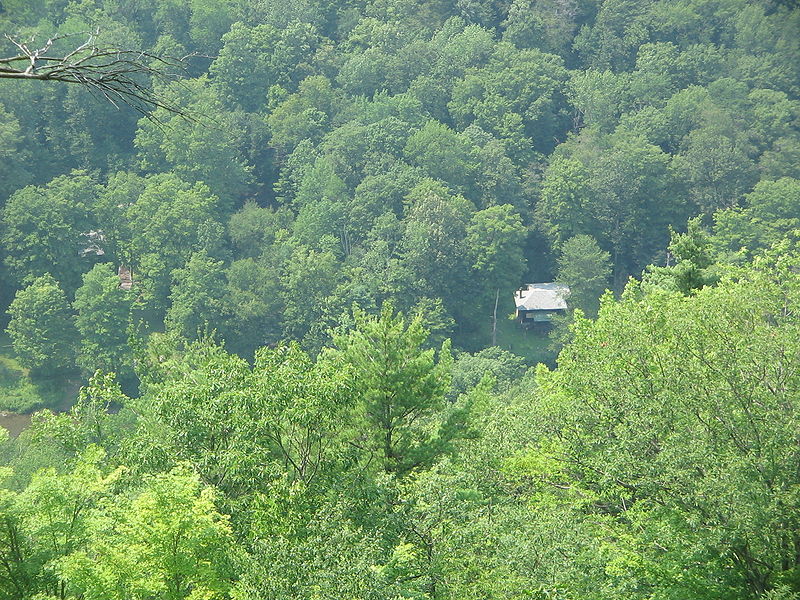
[514, 283, 570, 324]
[118, 265, 133, 291]
[79, 230, 106, 257]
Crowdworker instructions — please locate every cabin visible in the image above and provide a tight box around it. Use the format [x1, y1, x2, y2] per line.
[118, 265, 133, 291]
[514, 283, 570, 325]
[79, 230, 106, 257]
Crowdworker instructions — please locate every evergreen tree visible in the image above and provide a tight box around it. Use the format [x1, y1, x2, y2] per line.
[331, 304, 457, 475]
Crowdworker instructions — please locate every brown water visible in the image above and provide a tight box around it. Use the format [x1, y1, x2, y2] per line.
[0, 411, 33, 438]
[0, 382, 79, 438]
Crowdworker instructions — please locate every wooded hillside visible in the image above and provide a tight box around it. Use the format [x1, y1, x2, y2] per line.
[0, 1, 798, 598]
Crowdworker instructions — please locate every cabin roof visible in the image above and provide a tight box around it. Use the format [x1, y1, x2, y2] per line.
[515, 283, 570, 311]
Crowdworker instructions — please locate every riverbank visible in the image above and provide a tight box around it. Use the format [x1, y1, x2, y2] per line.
[0, 333, 80, 436]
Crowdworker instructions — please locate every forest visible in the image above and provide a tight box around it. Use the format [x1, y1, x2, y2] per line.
[0, 0, 799, 597]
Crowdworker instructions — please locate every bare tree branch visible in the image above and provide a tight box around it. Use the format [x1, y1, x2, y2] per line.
[0, 31, 193, 121]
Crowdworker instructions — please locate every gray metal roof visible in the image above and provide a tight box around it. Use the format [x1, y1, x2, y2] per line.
[514, 283, 570, 311]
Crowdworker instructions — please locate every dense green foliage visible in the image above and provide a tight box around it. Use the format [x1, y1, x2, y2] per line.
[1, 0, 799, 597]
[2, 0, 796, 353]
[7, 275, 77, 377]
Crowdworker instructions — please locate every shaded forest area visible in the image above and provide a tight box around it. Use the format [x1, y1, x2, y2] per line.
[0, 0, 799, 598]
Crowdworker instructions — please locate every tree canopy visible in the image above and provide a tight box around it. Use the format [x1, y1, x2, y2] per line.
[0, 0, 799, 597]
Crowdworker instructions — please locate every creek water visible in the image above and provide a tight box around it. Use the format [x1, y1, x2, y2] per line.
[0, 382, 79, 438]
[0, 411, 33, 438]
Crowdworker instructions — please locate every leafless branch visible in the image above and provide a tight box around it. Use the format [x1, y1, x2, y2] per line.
[0, 31, 193, 122]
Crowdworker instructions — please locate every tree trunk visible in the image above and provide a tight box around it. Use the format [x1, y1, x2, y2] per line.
[491, 288, 499, 347]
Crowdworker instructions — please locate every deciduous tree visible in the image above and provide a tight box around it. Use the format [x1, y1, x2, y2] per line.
[556, 234, 611, 316]
[7, 274, 77, 377]
[1, 171, 100, 291]
[73, 263, 135, 380]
